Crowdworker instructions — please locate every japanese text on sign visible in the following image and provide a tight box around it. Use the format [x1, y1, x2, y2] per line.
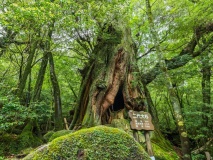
[128, 110, 154, 131]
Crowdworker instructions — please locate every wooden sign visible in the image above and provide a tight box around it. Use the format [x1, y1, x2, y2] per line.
[128, 110, 154, 131]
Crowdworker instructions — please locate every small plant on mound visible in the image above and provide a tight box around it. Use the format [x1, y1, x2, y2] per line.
[24, 125, 150, 160]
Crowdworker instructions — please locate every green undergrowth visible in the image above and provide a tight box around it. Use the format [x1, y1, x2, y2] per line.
[0, 132, 18, 156]
[0, 132, 42, 157]
[0, 122, 43, 157]
[23, 125, 150, 160]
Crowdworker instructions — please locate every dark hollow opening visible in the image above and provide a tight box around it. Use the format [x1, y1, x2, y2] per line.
[111, 86, 124, 111]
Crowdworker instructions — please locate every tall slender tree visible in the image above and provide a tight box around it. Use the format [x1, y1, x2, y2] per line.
[145, 0, 191, 159]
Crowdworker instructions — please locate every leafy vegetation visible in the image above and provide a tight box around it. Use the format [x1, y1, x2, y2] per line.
[0, 0, 212, 159]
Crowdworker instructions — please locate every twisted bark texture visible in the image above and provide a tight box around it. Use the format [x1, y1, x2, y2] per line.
[70, 27, 145, 129]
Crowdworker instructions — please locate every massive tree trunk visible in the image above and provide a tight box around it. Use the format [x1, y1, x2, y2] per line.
[70, 26, 145, 129]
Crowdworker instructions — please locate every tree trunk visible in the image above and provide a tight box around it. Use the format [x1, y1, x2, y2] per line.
[145, 0, 191, 159]
[16, 41, 38, 102]
[142, 81, 159, 127]
[32, 52, 48, 102]
[48, 51, 63, 130]
[201, 53, 211, 144]
[70, 26, 146, 129]
[30, 52, 49, 138]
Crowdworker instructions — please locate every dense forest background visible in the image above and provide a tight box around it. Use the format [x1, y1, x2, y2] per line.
[0, 0, 212, 159]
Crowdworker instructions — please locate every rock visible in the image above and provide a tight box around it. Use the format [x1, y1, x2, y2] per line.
[48, 130, 73, 142]
[23, 125, 150, 160]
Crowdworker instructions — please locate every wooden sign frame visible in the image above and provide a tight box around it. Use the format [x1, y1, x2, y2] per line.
[128, 110, 154, 131]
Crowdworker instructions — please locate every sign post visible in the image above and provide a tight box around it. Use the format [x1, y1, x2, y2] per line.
[128, 110, 155, 159]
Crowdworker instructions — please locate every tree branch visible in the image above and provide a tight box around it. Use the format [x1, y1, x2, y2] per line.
[142, 23, 213, 84]
[191, 138, 213, 154]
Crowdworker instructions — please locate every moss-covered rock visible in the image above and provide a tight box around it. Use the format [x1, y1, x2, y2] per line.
[0, 131, 42, 156]
[109, 119, 146, 143]
[0, 132, 18, 155]
[18, 131, 43, 149]
[24, 125, 150, 160]
[151, 130, 180, 160]
[108, 119, 180, 159]
[43, 130, 55, 142]
[152, 143, 179, 160]
[17, 122, 43, 150]
[48, 130, 73, 142]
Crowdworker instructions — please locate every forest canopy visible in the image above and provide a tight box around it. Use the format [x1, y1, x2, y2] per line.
[0, 0, 213, 159]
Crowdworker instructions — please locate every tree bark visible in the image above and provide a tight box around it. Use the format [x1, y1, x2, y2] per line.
[201, 53, 211, 143]
[142, 81, 159, 127]
[16, 41, 38, 103]
[70, 27, 146, 129]
[48, 51, 63, 130]
[32, 52, 48, 102]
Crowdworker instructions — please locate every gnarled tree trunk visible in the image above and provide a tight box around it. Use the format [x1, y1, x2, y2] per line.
[70, 27, 145, 129]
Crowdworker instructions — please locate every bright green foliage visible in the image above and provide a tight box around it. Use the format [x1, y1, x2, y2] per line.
[0, 0, 212, 158]
[191, 153, 206, 160]
[24, 126, 150, 160]
[48, 130, 73, 142]
[0, 96, 52, 131]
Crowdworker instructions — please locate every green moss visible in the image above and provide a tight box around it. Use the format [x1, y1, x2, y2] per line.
[43, 131, 55, 142]
[108, 119, 146, 143]
[0, 122, 43, 157]
[108, 119, 180, 159]
[0, 132, 18, 155]
[24, 125, 150, 160]
[151, 130, 180, 160]
[152, 143, 179, 160]
[18, 131, 43, 150]
[48, 130, 73, 142]
[17, 122, 43, 152]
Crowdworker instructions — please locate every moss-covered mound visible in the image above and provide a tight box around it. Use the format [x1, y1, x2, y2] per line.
[43, 131, 55, 142]
[0, 131, 42, 156]
[24, 125, 150, 160]
[0, 132, 18, 155]
[109, 119, 146, 143]
[108, 119, 180, 159]
[152, 143, 179, 160]
[48, 130, 73, 142]
[151, 130, 180, 160]
[43, 130, 73, 142]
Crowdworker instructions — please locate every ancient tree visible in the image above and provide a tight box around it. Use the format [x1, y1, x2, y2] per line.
[70, 26, 145, 129]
